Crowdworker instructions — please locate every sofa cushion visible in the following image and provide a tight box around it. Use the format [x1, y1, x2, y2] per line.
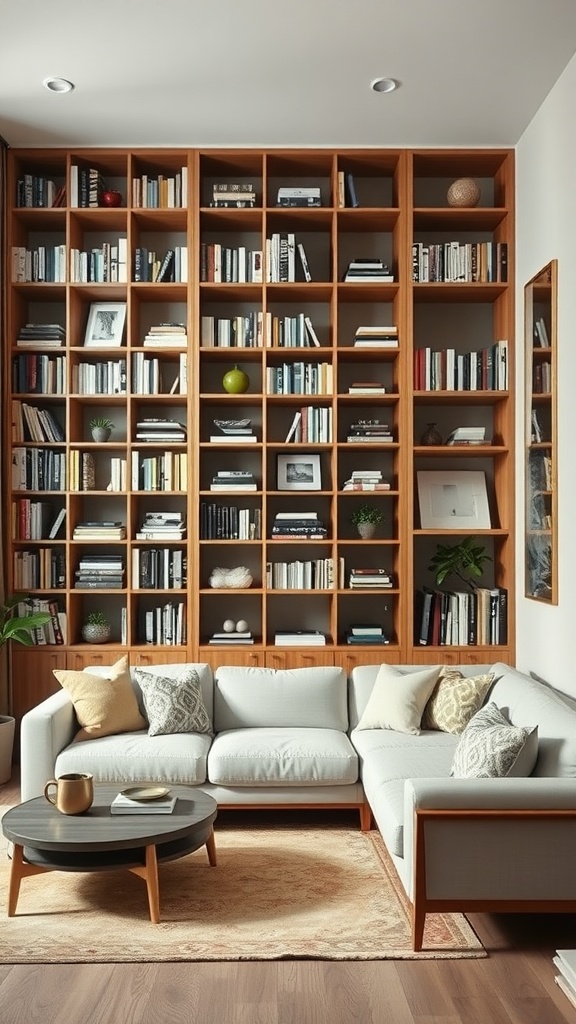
[421, 669, 494, 733]
[489, 662, 576, 777]
[355, 664, 441, 734]
[135, 666, 212, 737]
[213, 665, 348, 731]
[53, 656, 147, 741]
[55, 730, 212, 785]
[208, 728, 358, 787]
[451, 703, 539, 779]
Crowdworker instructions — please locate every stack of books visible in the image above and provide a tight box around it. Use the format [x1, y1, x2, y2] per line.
[75, 553, 125, 589]
[276, 186, 321, 208]
[210, 183, 256, 208]
[211, 419, 257, 443]
[353, 325, 398, 347]
[136, 511, 186, 540]
[143, 323, 187, 347]
[346, 624, 390, 645]
[445, 425, 486, 445]
[72, 521, 126, 540]
[344, 259, 394, 283]
[348, 381, 387, 394]
[208, 629, 255, 645]
[553, 949, 576, 1010]
[111, 792, 177, 815]
[210, 470, 257, 492]
[342, 470, 391, 491]
[135, 418, 187, 442]
[347, 420, 393, 443]
[274, 630, 327, 646]
[349, 567, 393, 589]
[16, 322, 66, 347]
[271, 512, 327, 539]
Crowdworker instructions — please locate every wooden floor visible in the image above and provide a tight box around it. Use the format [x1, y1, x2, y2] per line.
[1, 774, 575, 1024]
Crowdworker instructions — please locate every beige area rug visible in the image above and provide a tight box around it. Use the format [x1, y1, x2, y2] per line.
[0, 822, 485, 962]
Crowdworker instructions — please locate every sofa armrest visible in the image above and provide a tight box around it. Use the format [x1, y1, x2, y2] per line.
[407, 776, 576, 811]
[20, 690, 78, 801]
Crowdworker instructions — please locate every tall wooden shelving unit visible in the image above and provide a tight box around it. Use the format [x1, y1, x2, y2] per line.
[3, 147, 515, 722]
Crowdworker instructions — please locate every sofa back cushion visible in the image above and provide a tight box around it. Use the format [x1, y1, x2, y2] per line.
[213, 665, 348, 731]
[489, 662, 576, 777]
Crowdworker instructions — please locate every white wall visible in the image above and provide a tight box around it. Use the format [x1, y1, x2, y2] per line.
[516, 53, 576, 697]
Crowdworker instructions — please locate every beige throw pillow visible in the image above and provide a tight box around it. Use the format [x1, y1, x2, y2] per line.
[356, 664, 442, 734]
[54, 655, 146, 741]
[421, 669, 494, 733]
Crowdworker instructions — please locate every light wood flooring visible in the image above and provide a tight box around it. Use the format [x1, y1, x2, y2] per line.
[1, 774, 574, 1024]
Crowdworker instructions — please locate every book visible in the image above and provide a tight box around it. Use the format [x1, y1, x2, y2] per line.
[345, 172, 359, 208]
[48, 507, 66, 539]
[297, 243, 312, 282]
[350, 624, 384, 635]
[111, 793, 177, 814]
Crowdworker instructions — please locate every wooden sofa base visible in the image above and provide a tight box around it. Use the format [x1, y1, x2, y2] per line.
[218, 801, 372, 831]
[412, 807, 576, 951]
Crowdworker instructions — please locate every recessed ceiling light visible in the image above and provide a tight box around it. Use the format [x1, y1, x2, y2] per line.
[43, 77, 75, 94]
[371, 78, 400, 94]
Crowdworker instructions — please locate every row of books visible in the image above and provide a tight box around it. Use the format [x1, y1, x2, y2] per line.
[12, 401, 65, 443]
[266, 234, 311, 283]
[133, 246, 187, 283]
[16, 174, 64, 209]
[143, 601, 186, 645]
[200, 243, 263, 283]
[284, 406, 333, 443]
[412, 241, 508, 283]
[265, 558, 335, 590]
[200, 502, 262, 540]
[12, 500, 64, 540]
[12, 246, 67, 283]
[131, 451, 188, 492]
[132, 352, 187, 395]
[132, 547, 187, 589]
[131, 168, 187, 209]
[12, 447, 66, 492]
[73, 358, 127, 396]
[200, 313, 264, 349]
[13, 548, 66, 590]
[413, 340, 509, 391]
[17, 598, 67, 645]
[266, 361, 333, 395]
[13, 354, 65, 396]
[415, 586, 508, 646]
[70, 242, 128, 284]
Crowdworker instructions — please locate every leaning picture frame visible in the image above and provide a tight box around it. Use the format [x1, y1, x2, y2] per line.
[417, 470, 491, 529]
[277, 453, 321, 491]
[84, 302, 127, 348]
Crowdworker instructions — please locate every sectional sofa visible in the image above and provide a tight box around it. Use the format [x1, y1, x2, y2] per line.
[19, 658, 576, 949]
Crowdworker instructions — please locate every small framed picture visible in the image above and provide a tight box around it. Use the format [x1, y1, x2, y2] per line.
[417, 470, 491, 529]
[84, 302, 127, 348]
[277, 453, 321, 491]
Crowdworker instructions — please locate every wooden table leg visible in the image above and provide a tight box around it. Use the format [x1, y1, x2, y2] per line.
[7, 844, 48, 917]
[205, 828, 217, 867]
[129, 844, 160, 923]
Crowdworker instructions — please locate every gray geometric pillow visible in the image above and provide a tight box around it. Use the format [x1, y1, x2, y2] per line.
[135, 667, 212, 737]
[450, 702, 538, 778]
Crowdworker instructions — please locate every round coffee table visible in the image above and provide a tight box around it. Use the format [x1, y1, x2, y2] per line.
[2, 784, 217, 923]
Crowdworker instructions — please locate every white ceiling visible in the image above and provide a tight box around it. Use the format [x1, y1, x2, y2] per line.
[2, 0, 576, 150]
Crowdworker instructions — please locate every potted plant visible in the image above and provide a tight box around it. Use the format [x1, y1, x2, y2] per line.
[0, 595, 51, 784]
[350, 504, 383, 539]
[81, 611, 112, 644]
[89, 416, 114, 443]
[428, 536, 492, 588]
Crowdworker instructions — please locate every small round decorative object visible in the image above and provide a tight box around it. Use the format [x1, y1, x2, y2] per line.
[210, 566, 253, 589]
[420, 422, 443, 446]
[223, 619, 236, 633]
[222, 365, 249, 394]
[81, 622, 111, 644]
[447, 177, 481, 208]
[235, 619, 249, 634]
[99, 190, 122, 208]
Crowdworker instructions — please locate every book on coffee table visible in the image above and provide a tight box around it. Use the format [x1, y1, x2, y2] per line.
[111, 793, 176, 814]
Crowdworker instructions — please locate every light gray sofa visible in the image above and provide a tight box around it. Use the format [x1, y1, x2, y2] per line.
[19, 659, 576, 949]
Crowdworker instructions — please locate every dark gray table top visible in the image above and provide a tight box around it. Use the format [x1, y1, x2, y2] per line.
[2, 785, 217, 853]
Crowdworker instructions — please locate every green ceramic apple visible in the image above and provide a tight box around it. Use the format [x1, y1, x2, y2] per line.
[222, 366, 249, 394]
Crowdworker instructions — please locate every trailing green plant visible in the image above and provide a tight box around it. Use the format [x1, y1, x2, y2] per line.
[89, 416, 113, 430]
[350, 504, 383, 526]
[0, 595, 51, 648]
[428, 536, 492, 589]
[84, 611, 110, 627]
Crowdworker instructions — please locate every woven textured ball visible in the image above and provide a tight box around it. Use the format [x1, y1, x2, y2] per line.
[209, 566, 253, 589]
[447, 177, 481, 208]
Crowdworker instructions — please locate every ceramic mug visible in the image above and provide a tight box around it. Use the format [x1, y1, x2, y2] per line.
[44, 772, 94, 815]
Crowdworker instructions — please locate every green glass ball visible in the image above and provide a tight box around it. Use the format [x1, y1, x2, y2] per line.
[223, 366, 249, 394]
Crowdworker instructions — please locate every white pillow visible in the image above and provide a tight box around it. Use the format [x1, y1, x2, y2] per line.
[355, 664, 442, 734]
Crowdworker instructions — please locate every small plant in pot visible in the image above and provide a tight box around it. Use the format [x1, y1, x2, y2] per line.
[81, 611, 112, 644]
[0, 595, 51, 784]
[428, 536, 491, 589]
[89, 417, 114, 443]
[350, 504, 383, 539]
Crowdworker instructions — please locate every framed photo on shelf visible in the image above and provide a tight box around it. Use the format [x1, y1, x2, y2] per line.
[84, 302, 127, 348]
[417, 470, 491, 529]
[277, 453, 321, 491]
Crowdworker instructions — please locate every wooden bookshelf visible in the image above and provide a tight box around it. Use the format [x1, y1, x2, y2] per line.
[3, 147, 515, 716]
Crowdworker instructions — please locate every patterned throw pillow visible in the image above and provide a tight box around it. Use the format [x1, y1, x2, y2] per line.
[421, 670, 494, 733]
[451, 702, 538, 778]
[135, 667, 212, 737]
